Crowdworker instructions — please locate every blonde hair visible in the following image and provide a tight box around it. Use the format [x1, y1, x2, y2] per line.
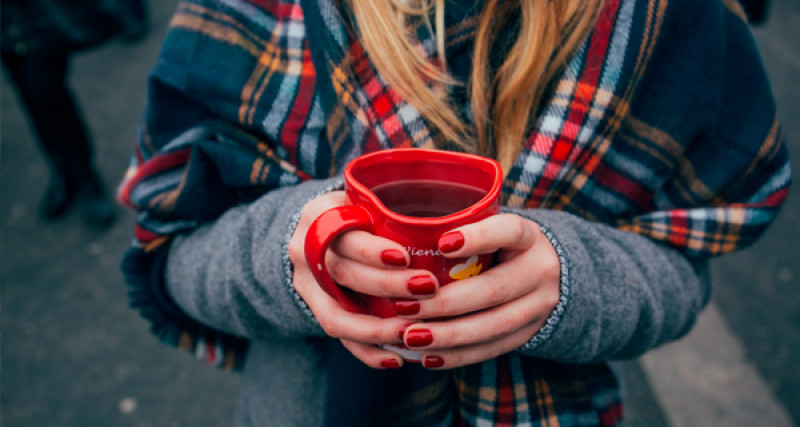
[348, 0, 605, 172]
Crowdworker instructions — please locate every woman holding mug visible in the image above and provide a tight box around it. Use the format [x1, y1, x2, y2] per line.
[119, 0, 790, 425]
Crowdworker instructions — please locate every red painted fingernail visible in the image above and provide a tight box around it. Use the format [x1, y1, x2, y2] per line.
[423, 355, 445, 369]
[438, 231, 464, 253]
[381, 249, 407, 266]
[405, 329, 433, 348]
[381, 358, 401, 369]
[393, 299, 420, 316]
[397, 324, 411, 339]
[408, 275, 436, 295]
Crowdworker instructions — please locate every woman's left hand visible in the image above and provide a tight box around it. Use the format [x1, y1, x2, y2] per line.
[399, 213, 562, 369]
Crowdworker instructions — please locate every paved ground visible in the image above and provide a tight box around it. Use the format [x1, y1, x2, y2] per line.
[1, 1, 798, 426]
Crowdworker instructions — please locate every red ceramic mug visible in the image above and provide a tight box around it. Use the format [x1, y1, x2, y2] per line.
[304, 148, 502, 360]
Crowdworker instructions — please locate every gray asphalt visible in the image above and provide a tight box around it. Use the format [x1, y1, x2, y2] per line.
[2, 1, 798, 426]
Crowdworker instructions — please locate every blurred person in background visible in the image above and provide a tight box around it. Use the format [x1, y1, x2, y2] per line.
[1, 0, 148, 228]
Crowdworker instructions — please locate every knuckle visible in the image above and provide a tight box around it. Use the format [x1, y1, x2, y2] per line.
[326, 256, 346, 282]
[351, 238, 371, 260]
[474, 223, 493, 247]
[287, 239, 305, 265]
[523, 321, 542, 339]
[433, 327, 455, 347]
[291, 275, 307, 295]
[508, 216, 528, 240]
[317, 316, 341, 338]
[428, 296, 449, 317]
[542, 286, 561, 312]
[484, 276, 510, 306]
[541, 254, 562, 284]
[365, 326, 383, 344]
[376, 274, 394, 296]
[493, 314, 518, 337]
[299, 201, 318, 222]
[487, 342, 508, 360]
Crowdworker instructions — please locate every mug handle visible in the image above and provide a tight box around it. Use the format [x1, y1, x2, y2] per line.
[304, 205, 374, 314]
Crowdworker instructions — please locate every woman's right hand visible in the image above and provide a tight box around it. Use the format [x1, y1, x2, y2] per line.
[287, 191, 440, 369]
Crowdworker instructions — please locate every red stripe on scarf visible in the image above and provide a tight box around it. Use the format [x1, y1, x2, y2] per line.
[599, 402, 624, 426]
[247, 0, 300, 18]
[496, 356, 516, 425]
[134, 225, 162, 243]
[206, 339, 217, 363]
[281, 47, 317, 165]
[762, 187, 790, 207]
[528, 0, 622, 203]
[119, 148, 192, 207]
[667, 213, 689, 247]
[594, 162, 653, 209]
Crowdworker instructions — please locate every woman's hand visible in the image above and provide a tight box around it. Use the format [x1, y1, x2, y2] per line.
[288, 191, 443, 369]
[398, 213, 562, 369]
[290, 194, 561, 370]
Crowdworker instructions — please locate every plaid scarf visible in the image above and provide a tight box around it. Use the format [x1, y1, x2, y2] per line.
[118, 0, 790, 425]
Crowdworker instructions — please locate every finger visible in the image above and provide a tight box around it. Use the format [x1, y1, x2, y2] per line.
[438, 214, 538, 258]
[325, 250, 439, 298]
[298, 191, 347, 227]
[402, 284, 558, 352]
[331, 229, 410, 269]
[406, 242, 559, 318]
[289, 191, 347, 268]
[418, 321, 542, 369]
[293, 266, 409, 344]
[340, 339, 405, 369]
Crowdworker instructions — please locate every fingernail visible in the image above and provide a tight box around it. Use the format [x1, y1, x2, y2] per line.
[397, 324, 411, 339]
[405, 328, 433, 348]
[408, 275, 436, 295]
[438, 231, 464, 253]
[393, 299, 420, 316]
[423, 355, 445, 369]
[381, 249, 407, 266]
[380, 358, 401, 369]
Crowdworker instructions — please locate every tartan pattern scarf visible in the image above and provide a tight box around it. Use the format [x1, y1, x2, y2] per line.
[118, 0, 790, 425]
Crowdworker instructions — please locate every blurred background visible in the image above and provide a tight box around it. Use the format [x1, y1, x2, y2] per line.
[1, 0, 798, 425]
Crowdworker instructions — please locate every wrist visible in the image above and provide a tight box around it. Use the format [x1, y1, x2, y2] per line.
[281, 178, 345, 322]
[517, 223, 570, 353]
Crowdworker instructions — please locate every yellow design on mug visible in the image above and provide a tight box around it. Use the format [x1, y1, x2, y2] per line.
[449, 255, 483, 280]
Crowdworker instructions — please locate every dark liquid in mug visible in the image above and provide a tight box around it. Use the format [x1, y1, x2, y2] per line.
[371, 180, 487, 217]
